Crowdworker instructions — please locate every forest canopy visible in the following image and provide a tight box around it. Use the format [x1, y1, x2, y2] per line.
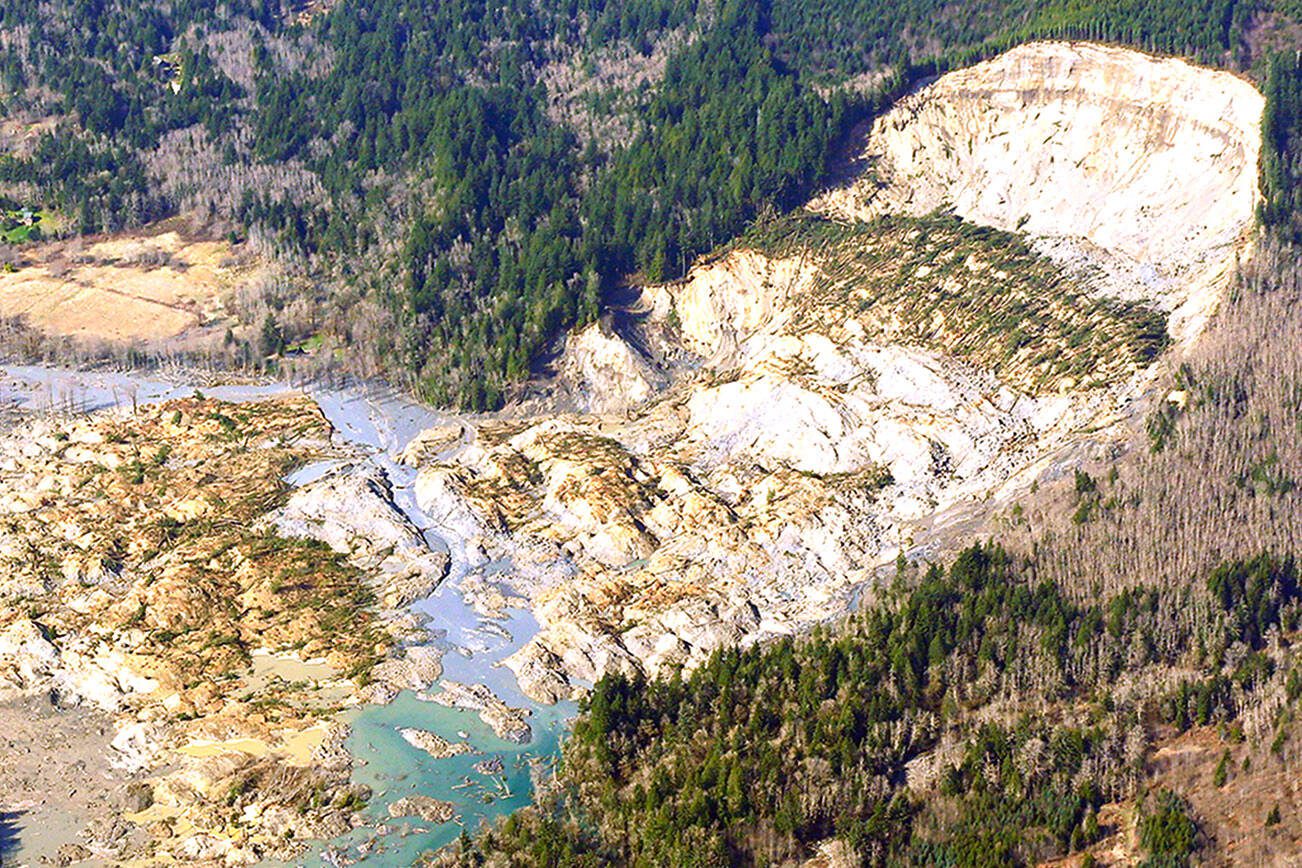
[0, 0, 1296, 406]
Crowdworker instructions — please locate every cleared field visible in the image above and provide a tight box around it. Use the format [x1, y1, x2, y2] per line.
[0, 227, 258, 345]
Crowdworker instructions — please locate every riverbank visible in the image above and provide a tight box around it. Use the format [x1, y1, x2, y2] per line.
[0, 364, 576, 866]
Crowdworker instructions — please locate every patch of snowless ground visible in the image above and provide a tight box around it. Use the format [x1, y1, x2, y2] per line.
[811, 41, 1263, 345]
[652, 42, 1263, 518]
[0, 365, 568, 861]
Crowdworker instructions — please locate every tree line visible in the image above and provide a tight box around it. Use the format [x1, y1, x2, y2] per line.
[440, 543, 1297, 865]
[438, 230, 1302, 864]
[2, 0, 1294, 407]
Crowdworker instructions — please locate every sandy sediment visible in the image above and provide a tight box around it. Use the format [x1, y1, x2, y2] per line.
[405, 42, 1265, 709]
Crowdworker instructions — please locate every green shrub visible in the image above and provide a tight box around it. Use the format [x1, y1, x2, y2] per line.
[1138, 789, 1198, 867]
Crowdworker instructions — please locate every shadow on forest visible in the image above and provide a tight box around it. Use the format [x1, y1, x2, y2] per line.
[0, 809, 25, 862]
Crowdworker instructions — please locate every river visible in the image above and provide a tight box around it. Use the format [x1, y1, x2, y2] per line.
[0, 365, 575, 866]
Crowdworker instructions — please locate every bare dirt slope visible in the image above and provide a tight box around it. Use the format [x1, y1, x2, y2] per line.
[810, 41, 1263, 343]
[411, 43, 1265, 705]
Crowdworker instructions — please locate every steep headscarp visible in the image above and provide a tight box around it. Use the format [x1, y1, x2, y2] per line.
[414, 42, 1265, 702]
[812, 41, 1263, 341]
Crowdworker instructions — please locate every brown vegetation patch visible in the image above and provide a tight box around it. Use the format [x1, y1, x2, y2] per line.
[1147, 726, 1302, 865]
[0, 396, 386, 725]
[0, 222, 264, 346]
[0, 115, 57, 159]
[996, 240, 1302, 600]
[740, 211, 1169, 394]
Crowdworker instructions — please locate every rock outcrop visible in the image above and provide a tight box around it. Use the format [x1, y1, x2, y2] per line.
[367, 644, 445, 699]
[421, 681, 533, 744]
[267, 463, 448, 608]
[551, 317, 669, 415]
[387, 795, 457, 824]
[398, 727, 475, 759]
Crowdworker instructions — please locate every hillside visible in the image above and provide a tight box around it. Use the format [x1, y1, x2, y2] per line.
[810, 41, 1263, 345]
[449, 538, 1302, 865]
[401, 41, 1302, 867]
[393, 41, 1262, 720]
[1, 2, 1301, 864]
[0, 0, 1294, 407]
[441, 229, 1302, 865]
[715, 211, 1167, 395]
[437, 187, 1302, 868]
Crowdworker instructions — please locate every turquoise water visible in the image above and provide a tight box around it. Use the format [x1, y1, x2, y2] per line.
[326, 690, 572, 864]
[316, 590, 578, 865]
[292, 389, 575, 865]
[0, 367, 575, 866]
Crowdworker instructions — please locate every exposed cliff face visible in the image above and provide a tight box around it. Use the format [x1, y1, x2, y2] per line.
[267, 463, 447, 608]
[664, 250, 815, 366]
[549, 318, 669, 415]
[407, 42, 1263, 702]
[811, 41, 1263, 343]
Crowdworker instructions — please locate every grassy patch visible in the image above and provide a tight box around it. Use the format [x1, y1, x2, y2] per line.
[0, 208, 55, 244]
[286, 334, 325, 354]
